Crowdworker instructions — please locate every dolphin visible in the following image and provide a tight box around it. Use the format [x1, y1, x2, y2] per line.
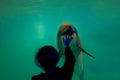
[57, 22, 94, 80]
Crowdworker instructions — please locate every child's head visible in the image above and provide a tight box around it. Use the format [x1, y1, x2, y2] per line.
[35, 45, 59, 71]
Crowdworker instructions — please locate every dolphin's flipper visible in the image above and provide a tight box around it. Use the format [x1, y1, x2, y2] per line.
[78, 46, 95, 58]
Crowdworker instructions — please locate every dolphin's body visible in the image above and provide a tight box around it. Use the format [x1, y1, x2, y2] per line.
[57, 22, 94, 80]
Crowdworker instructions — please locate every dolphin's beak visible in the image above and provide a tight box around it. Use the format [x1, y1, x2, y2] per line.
[78, 46, 95, 58]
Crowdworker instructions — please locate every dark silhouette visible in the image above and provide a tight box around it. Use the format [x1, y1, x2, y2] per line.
[32, 36, 75, 80]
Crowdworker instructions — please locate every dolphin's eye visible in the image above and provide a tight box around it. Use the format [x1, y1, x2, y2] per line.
[62, 32, 67, 35]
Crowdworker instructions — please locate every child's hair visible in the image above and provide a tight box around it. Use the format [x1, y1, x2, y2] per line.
[35, 45, 59, 71]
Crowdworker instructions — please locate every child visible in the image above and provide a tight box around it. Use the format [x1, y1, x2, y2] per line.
[32, 36, 75, 80]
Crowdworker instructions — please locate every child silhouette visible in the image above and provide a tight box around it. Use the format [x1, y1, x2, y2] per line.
[32, 36, 75, 80]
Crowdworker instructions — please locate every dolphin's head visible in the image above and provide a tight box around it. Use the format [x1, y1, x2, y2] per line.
[58, 22, 77, 40]
[57, 22, 81, 56]
[57, 22, 95, 58]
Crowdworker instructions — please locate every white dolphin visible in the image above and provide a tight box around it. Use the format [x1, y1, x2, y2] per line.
[57, 22, 94, 80]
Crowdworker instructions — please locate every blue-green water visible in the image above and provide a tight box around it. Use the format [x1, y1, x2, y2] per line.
[0, 0, 120, 80]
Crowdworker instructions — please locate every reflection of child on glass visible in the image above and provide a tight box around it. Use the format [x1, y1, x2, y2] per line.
[32, 35, 75, 80]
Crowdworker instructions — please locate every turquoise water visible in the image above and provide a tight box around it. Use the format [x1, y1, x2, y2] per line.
[0, 0, 120, 80]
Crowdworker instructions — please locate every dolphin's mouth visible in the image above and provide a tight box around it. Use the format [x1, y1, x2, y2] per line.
[62, 27, 75, 35]
[61, 27, 75, 40]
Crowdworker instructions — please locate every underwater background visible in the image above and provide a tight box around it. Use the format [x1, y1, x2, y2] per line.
[0, 0, 120, 80]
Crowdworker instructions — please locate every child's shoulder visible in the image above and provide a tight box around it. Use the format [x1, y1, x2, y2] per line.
[32, 73, 44, 80]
